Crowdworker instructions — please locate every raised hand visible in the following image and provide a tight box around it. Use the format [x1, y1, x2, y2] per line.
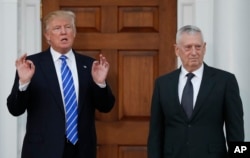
[91, 54, 109, 84]
[15, 53, 35, 84]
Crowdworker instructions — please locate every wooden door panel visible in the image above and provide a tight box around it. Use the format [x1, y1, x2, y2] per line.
[74, 7, 101, 32]
[118, 51, 156, 119]
[118, 7, 159, 32]
[74, 33, 159, 49]
[42, 0, 177, 157]
[119, 146, 147, 158]
[59, 0, 158, 6]
[96, 121, 149, 144]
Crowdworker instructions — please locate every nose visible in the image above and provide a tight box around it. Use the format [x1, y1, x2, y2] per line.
[60, 27, 66, 34]
[191, 46, 196, 54]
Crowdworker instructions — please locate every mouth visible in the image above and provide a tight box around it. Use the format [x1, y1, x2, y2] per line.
[61, 38, 68, 42]
[190, 58, 198, 61]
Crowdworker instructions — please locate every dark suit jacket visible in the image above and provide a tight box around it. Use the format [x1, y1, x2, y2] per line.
[7, 48, 115, 158]
[147, 63, 244, 158]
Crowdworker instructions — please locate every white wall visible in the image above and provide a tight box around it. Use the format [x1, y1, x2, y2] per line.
[0, 0, 41, 157]
[17, 0, 41, 157]
[0, 0, 249, 157]
[213, 0, 250, 141]
[0, 0, 18, 157]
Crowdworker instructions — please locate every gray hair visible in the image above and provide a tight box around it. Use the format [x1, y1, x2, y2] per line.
[43, 10, 76, 33]
[176, 25, 204, 44]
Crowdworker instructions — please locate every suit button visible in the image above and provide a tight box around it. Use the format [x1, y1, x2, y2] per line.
[188, 124, 192, 128]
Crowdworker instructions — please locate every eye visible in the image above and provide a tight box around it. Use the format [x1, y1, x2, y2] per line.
[65, 25, 72, 30]
[52, 26, 61, 32]
[195, 45, 202, 50]
[184, 46, 192, 51]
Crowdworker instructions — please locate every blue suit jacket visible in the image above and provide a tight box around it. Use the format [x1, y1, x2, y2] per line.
[147, 63, 244, 158]
[7, 48, 115, 158]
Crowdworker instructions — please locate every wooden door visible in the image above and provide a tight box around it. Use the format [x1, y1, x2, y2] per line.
[42, 0, 177, 158]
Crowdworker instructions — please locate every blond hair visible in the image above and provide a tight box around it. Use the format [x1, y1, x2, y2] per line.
[43, 10, 76, 33]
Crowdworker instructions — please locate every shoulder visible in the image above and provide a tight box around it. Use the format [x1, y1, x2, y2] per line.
[204, 64, 235, 78]
[203, 64, 239, 85]
[25, 49, 50, 61]
[156, 69, 180, 83]
[74, 51, 95, 63]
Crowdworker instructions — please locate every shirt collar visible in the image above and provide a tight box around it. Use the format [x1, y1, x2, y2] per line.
[50, 47, 74, 62]
[180, 64, 204, 79]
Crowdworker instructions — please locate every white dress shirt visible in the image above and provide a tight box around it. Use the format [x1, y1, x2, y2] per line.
[178, 64, 204, 108]
[50, 47, 79, 103]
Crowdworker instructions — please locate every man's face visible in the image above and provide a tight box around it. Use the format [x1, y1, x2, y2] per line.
[44, 17, 76, 54]
[175, 32, 206, 72]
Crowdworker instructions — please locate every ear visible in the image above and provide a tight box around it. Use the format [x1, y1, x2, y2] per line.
[174, 44, 180, 57]
[203, 42, 207, 54]
[44, 31, 50, 41]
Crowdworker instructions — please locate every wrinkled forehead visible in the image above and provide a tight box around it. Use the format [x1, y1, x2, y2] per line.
[178, 32, 204, 45]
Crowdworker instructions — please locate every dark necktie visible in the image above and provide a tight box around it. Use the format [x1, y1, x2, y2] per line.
[60, 55, 78, 145]
[181, 73, 195, 118]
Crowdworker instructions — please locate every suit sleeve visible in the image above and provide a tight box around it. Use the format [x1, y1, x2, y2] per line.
[91, 82, 115, 113]
[147, 79, 164, 158]
[224, 74, 244, 142]
[7, 72, 29, 116]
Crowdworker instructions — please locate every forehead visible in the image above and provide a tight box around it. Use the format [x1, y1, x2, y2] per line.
[180, 32, 203, 45]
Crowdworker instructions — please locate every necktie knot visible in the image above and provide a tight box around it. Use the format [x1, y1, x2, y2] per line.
[59, 55, 67, 61]
[186, 73, 195, 81]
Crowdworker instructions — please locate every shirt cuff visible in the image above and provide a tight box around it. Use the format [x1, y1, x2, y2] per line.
[19, 81, 30, 91]
[96, 82, 106, 88]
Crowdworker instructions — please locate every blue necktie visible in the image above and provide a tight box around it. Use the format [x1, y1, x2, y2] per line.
[60, 55, 78, 145]
[181, 73, 195, 118]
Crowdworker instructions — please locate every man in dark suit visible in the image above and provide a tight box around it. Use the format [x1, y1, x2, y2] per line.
[7, 10, 115, 158]
[147, 25, 244, 158]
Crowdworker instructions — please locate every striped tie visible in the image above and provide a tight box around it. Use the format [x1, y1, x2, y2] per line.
[60, 55, 78, 145]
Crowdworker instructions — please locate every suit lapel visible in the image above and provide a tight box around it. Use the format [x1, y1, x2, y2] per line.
[169, 69, 189, 119]
[74, 52, 92, 114]
[39, 50, 65, 114]
[192, 64, 215, 119]
[173, 70, 183, 105]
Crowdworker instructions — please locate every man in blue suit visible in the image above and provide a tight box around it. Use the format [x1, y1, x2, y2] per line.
[147, 25, 244, 158]
[7, 10, 115, 158]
